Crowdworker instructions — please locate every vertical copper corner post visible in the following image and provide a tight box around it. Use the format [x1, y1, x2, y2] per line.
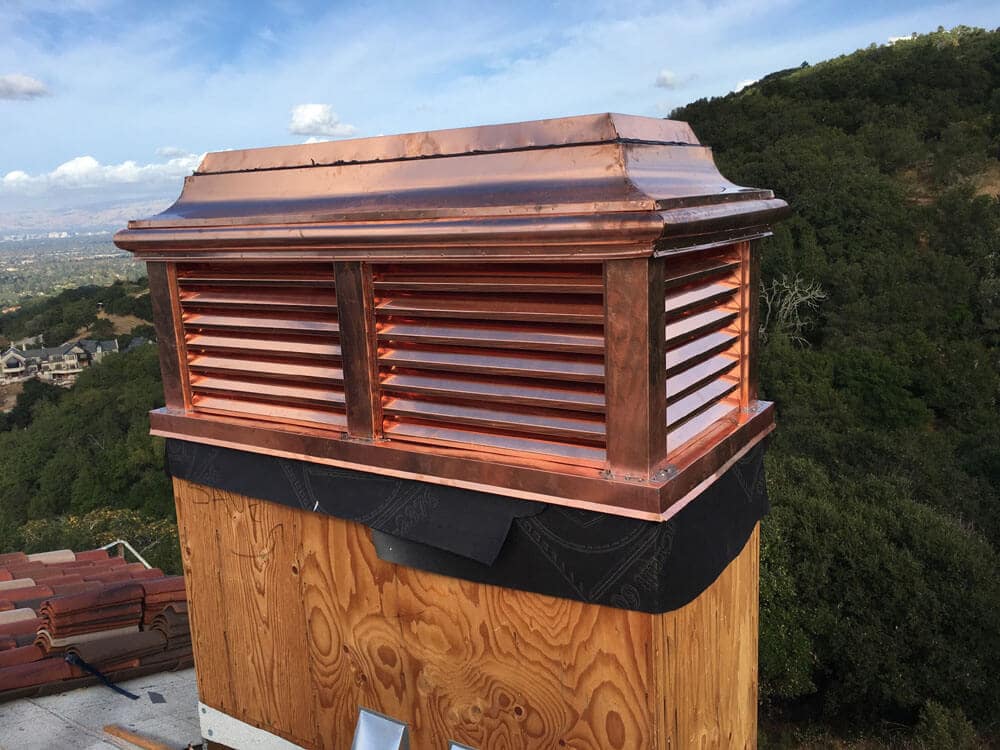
[744, 240, 762, 405]
[333, 261, 382, 440]
[146, 262, 189, 411]
[603, 257, 667, 480]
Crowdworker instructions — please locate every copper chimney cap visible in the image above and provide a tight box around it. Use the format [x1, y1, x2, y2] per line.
[116, 113, 787, 521]
[115, 112, 788, 261]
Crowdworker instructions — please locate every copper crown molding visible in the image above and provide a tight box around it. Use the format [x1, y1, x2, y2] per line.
[116, 113, 787, 521]
[114, 113, 788, 261]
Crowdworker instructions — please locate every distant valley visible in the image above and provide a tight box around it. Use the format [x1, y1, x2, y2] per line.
[0, 235, 145, 308]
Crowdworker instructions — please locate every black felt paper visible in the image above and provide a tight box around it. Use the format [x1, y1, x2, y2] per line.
[165, 439, 540, 565]
[165, 438, 768, 614]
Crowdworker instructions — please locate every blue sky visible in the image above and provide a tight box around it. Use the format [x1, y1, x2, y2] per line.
[1, 0, 997, 232]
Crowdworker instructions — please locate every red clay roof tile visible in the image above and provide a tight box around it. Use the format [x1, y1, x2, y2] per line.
[0, 645, 43, 668]
[40, 582, 143, 615]
[0, 656, 79, 690]
[48, 582, 104, 597]
[0, 579, 37, 591]
[7, 586, 53, 603]
[0, 618, 42, 639]
[139, 577, 185, 597]
[67, 630, 167, 668]
[0, 548, 193, 702]
[73, 549, 110, 562]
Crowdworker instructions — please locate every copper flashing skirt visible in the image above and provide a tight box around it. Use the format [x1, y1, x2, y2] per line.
[116, 113, 788, 520]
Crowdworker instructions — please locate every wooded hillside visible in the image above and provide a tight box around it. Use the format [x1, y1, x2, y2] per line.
[673, 26, 1000, 744]
[0, 276, 153, 348]
[0, 343, 179, 574]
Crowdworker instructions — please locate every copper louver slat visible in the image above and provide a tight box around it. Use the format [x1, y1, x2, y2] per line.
[377, 322, 603, 353]
[372, 265, 603, 294]
[379, 349, 604, 382]
[380, 372, 605, 413]
[667, 401, 738, 449]
[180, 288, 338, 311]
[377, 296, 603, 323]
[184, 334, 341, 359]
[188, 376, 345, 407]
[181, 313, 339, 335]
[384, 421, 607, 466]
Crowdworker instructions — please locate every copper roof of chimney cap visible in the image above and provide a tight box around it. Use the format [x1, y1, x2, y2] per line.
[116, 112, 788, 262]
[195, 113, 701, 174]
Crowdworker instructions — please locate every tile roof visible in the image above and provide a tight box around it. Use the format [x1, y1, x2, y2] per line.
[0, 548, 191, 702]
[78, 339, 120, 355]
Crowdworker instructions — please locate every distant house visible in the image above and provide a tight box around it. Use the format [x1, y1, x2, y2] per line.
[78, 338, 120, 363]
[1, 348, 28, 381]
[0, 339, 120, 385]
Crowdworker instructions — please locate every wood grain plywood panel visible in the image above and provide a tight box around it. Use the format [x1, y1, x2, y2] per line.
[300, 517, 656, 750]
[172, 479, 236, 715]
[212, 488, 317, 747]
[173, 478, 758, 749]
[174, 479, 317, 747]
[654, 523, 759, 749]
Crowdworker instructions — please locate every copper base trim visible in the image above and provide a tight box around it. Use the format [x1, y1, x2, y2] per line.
[151, 402, 774, 521]
[660, 424, 773, 522]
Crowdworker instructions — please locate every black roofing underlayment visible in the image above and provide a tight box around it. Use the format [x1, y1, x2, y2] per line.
[165, 439, 767, 614]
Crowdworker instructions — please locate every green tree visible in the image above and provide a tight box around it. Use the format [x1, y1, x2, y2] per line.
[89, 317, 115, 339]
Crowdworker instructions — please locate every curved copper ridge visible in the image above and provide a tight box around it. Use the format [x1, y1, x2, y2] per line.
[118, 113, 786, 520]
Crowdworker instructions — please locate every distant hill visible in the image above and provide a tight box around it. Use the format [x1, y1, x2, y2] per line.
[673, 26, 999, 743]
[0, 198, 174, 236]
[0, 235, 145, 308]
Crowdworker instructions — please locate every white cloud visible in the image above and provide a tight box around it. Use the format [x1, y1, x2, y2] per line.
[288, 103, 358, 138]
[734, 78, 758, 92]
[654, 69, 679, 89]
[0, 73, 49, 100]
[2, 170, 31, 186]
[155, 145, 189, 158]
[2, 152, 202, 192]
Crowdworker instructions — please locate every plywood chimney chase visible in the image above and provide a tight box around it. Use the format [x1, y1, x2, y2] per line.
[116, 113, 788, 749]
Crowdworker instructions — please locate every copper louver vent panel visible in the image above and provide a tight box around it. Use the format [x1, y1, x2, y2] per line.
[176, 262, 345, 431]
[374, 263, 607, 466]
[664, 245, 743, 451]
